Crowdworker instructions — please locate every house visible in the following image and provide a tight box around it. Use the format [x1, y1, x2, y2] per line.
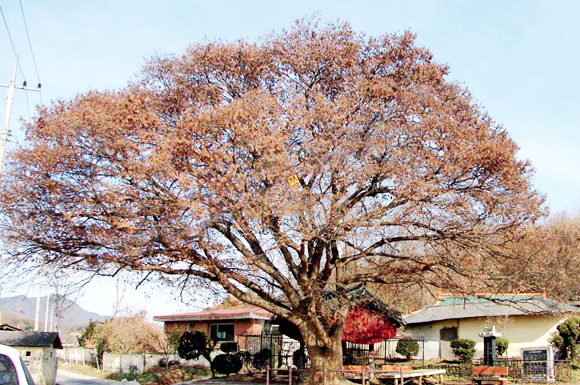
[154, 306, 273, 350]
[402, 292, 579, 360]
[0, 324, 22, 331]
[0, 330, 62, 385]
[155, 289, 404, 368]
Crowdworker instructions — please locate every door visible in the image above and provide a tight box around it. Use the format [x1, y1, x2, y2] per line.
[439, 327, 458, 360]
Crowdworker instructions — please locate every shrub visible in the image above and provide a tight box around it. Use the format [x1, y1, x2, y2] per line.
[220, 342, 239, 354]
[252, 348, 271, 370]
[139, 365, 211, 385]
[450, 338, 476, 363]
[236, 350, 252, 372]
[158, 358, 181, 367]
[550, 317, 580, 361]
[211, 353, 243, 375]
[496, 338, 509, 357]
[177, 331, 211, 361]
[396, 339, 419, 360]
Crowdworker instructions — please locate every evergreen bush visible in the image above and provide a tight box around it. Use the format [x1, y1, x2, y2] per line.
[496, 337, 509, 357]
[252, 348, 271, 370]
[450, 338, 476, 363]
[211, 353, 243, 375]
[549, 317, 580, 361]
[396, 339, 419, 360]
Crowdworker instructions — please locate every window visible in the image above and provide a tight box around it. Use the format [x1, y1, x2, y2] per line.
[262, 322, 280, 335]
[440, 327, 458, 341]
[210, 324, 235, 342]
[0, 354, 18, 385]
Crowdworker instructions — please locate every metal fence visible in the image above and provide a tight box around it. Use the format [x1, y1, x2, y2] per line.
[344, 337, 425, 367]
[237, 335, 427, 369]
[238, 334, 301, 368]
[432, 359, 573, 382]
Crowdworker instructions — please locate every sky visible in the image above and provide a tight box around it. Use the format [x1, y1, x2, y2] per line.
[0, 0, 579, 320]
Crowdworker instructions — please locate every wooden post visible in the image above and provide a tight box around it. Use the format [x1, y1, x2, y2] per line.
[399, 366, 404, 385]
[323, 364, 327, 385]
[289, 366, 292, 385]
[362, 364, 366, 385]
[266, 365, 270, 385]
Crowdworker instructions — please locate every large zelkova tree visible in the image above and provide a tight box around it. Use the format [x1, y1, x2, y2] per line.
[0, 20, 543, 383]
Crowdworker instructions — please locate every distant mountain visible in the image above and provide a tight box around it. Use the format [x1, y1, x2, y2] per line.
[0, 295, 108, 343]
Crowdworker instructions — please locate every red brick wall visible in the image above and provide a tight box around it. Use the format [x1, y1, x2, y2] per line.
[163, 319, 266, 350]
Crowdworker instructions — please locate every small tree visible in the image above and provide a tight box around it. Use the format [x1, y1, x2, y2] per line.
[177, 331, 211, 360]
[177, 331, 215, 376]
[396, 339, 419, 360]
[496, 338, 509, 357]
[450, 339, 476, 363]
[77, 321, 102, 347]
[252, 348, 271, 371]
[157, 329, 183, 368]
[550, 317, 580, 361]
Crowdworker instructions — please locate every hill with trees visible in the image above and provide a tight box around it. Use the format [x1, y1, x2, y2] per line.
[1, 295, 107, 343]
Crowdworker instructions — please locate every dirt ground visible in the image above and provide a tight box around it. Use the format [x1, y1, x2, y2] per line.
[177, 380, 580, 385]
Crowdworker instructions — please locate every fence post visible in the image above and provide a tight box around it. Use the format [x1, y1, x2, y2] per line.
[266, 365, 270, 385]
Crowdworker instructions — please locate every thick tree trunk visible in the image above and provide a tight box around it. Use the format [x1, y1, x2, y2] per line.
[304, 330, 350, 385]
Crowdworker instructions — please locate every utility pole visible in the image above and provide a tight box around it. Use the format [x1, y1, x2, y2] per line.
[1, 57, 42, 330]
[44, 294, 50, 331]
[34, 272, 41, 331]
[0, 55, 41, 174]
[0, 58, 17, 175]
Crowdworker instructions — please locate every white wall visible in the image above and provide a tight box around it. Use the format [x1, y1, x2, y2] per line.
[403, 314, 569, 361]
[15, 346, 57, 385]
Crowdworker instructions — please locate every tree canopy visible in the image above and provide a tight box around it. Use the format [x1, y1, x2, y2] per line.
[0, 19, 543, 382]
[502, 213, 580, 301]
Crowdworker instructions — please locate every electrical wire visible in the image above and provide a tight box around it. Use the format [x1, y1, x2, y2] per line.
[0, 3, 25, 78]
[18, 0, 40, 86]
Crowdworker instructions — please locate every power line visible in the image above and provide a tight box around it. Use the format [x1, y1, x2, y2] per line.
[0, 3, 25, 77]
[18, 0, 41, 86]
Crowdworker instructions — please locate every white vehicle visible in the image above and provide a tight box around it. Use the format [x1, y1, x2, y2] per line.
[0, 344, 35, 385]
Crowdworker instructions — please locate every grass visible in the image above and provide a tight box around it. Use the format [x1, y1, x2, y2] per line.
[58, 362, 115, 379]
[58, 361, 211, 384]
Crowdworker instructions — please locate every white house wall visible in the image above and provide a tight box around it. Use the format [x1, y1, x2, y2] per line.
[404, 319, 459, 360]
[404, 314, 568, 361]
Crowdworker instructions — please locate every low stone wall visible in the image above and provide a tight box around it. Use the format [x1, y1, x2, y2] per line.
[102, 353, 210, 374]
[59, 348, 210, 375]
[59, 347, 97, 366]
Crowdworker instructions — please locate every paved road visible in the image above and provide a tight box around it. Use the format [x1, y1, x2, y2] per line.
[56, 370, 121, 385]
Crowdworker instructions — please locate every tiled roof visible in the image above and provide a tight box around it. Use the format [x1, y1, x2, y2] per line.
[404, 294, 580, 325]
[0, 331, 62, 349]
[154, 306, 272, 322]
